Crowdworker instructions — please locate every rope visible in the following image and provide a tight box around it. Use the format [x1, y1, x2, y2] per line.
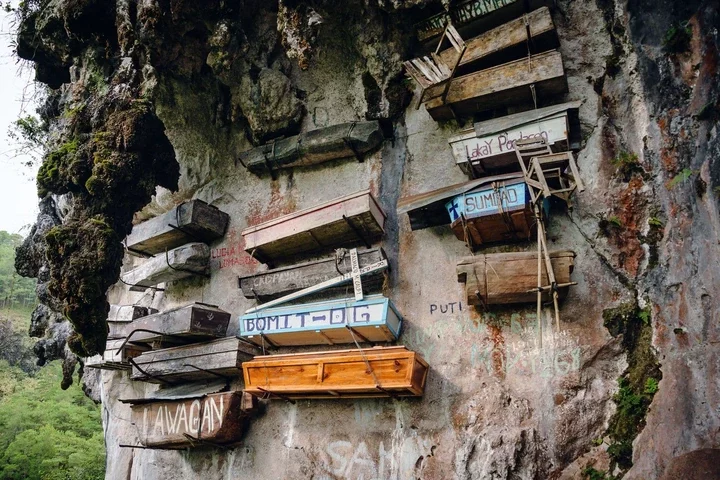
[347, 326, 382, 388]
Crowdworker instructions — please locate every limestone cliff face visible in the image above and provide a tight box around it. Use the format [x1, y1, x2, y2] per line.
[13, 0, 720, 478]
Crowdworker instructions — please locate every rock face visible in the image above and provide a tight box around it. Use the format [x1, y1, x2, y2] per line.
[13, 0, 720, 479]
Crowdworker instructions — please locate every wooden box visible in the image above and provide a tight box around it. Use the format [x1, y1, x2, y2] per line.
[127, 391, 258, 449]
[457, 250, 576, 305]
[107, 305, 157, 339]
[125, 303, 231, 346]
[446, 178, 536, 247]
[424, 50, 568, 120]
[242, 190, 386, 265]
[242, 346, 428, 399]
[121, 242, 209, 291]
[449, 101, 582, 176]
[131, 337, 256, 383]
[85, 339, 150, 370]
[239, 295, 402, 347]
[238, 248, 387, 301]
[437, 7, 558, 75]
[125, 200, 229, 256]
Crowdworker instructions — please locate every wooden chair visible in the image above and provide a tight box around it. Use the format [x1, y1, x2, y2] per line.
[403, 23, 467, 109]
[514, 137, 585, 206]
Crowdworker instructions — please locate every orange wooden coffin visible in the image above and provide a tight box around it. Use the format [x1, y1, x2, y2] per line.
[242, 346, 428, 399]
[128, 391, 257, 449]
[457, 250, 575, 305]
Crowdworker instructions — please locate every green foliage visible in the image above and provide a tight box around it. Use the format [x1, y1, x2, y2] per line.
[37, 139, 87, 198]
[0, 231, 36, 311]
[644, 377, 659, 395]
[0, 361, 105, 479]
[611, 151, 642, 178]
[608, 216, 622, 228]
[663, 22, 692, 53]
[638, 308, 651, 325]
[668, 168, 694, 189]
[7, 115, 47, 167]
[582, 466, 611, 480]
[648, 217, 663, 228]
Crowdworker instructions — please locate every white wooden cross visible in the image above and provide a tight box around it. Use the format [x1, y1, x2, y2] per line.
[244, 248, 387, 314]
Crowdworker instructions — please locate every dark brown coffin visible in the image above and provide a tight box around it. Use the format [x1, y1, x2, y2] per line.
[125, 303, 231, 346]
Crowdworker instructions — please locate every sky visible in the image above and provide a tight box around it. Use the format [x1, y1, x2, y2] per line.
[0, 3, 41, 236]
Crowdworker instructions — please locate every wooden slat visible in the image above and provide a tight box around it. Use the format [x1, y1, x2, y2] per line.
[125, 303, 231, 346]
[121, 243, 209, 291]
[457, 250, 575, 305]
[424, 50, 568, 120]
[242, 346, 427, 399]
[242, 191, 386, 265]
[125, 200, 229, 256]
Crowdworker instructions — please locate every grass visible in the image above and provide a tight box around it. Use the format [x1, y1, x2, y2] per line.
[611, 151, 642, 178]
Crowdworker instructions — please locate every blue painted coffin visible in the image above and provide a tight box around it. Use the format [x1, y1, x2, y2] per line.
[239, 295, 403, 347]
[445, 181, 529, 222]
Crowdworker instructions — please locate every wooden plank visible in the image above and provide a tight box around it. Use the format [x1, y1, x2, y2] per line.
[125, 303, 231, 346]
[125, 200, 229, 256]
[129, 391, 258, 449]
[457, 250, 575, 305]
[239, 248, 386, 301]
[424, 50, 568, 121]
[85, 339, 151, 370]
[450, 206, 536, 246]
[121, 242, 209, 291]
[131, 337, 257, 383]
[239, 121, 384, 175]
[239, 295, 402, 347]
[243, 346, 428, 399]
[437, 8, 557, 72]
[242, 191, 386, 265]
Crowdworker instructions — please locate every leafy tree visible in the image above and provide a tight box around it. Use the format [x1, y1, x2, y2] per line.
[0, 231, 37, 310]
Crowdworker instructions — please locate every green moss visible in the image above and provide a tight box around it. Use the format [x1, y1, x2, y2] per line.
[603, 302, 662, 472]
[36, 139, 87, 197]
[663, 22, 692, 53]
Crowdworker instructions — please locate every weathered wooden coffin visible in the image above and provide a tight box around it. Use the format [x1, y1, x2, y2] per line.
[457, 250, 576, 305]
[85, 339, 151, 370]
[238, 248, 386, 301]
[107, 305, 158, 339]
[125, 200, 229, 256]
[243, 346, 428, 399]
[416, 0, 551, 43]
[127, 391, 258, 449]
[239, 295, 402, 347]
[121, 242, 209, 291]
[124, 303, 231, 346]
[424, 50, 568, 121]
[242, 190, 386, 265]
[239, 121, 384, 175]
[437, 8, 558, 74]
[449, 101, 582, 176]
[131, 337, 257, 383]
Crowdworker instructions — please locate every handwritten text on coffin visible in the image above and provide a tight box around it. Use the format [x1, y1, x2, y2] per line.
[138, 395, 226, 439]
[451, 113, 568, 164]
[445, 183, 528, 222]
[241, 300, 386, 335]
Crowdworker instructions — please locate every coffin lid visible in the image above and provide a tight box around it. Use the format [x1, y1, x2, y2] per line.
[397, 172, 525, 230]
[241, 190, 385, 235]
[249, 344, 413, 361]
[457, 250, 576, 267]
[119, 379, 228, 404]
[473, 101, 582, 138]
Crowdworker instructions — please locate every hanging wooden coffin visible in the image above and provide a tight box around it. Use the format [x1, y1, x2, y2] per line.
[449, 101, 582, 176]
[415, 0, 551, 43]
[124, 303, 231, 347]
[424, 50, 568, 121]
[446, 179, 536, 247]
[239, 295, 402, 347]
[239, 121, 384, 176]
[85, 339, 151, 370]
[127, 391, 258, 449]
[437, 8, 558, 75]
[243, 346, 428, 399]
[107, 305, 158, 339]
[457, 250, 576, 305]
[238, 248, 387, 301]
[242, 190, 386, 265]
[121, 242, 210, 291]
[125, 200, 229, 257]
[131, 337, 257, 383]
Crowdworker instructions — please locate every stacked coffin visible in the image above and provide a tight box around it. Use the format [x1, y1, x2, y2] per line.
[85, 305, 156, 370]
[400, 3, 582, 312]
[239, 191, 427, 400]
[120, 200, 229, 291]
